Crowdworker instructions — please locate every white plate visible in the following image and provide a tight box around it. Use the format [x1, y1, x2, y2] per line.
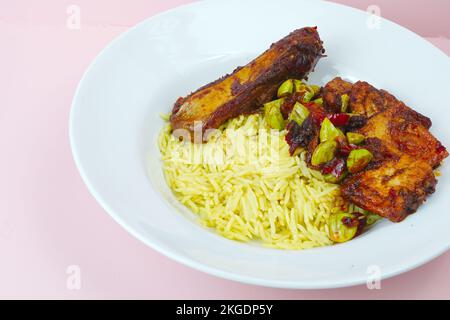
[70, 0, 450, 288]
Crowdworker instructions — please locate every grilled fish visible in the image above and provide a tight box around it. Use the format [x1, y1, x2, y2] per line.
[341, 138, 437, 222]
[322, 77, 448, 221]
[323, 77, 447, 168]
[170, 27, 325, 141]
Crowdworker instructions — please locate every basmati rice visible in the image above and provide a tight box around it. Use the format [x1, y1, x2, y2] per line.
[158, 114, 346, 249]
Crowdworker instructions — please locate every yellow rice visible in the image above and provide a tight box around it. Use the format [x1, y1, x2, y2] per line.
[158, 114, 345, 249]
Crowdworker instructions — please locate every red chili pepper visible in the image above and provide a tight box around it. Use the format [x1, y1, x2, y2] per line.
[311, 112, 326, 126]
[327, 113, 351, 126]
[339, 144, 352, 156]
[340, 144, 359, 156]
[437, 145, 447, 154]
[322, 157, 346, 178]
[322, 157, 338, 174]
[280, 99, 296, 119]
[301, 102, 324, 125]
[336, 136, 359, 156]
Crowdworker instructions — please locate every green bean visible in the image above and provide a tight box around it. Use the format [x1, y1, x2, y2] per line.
[346, 132, 365, 145]
[311, 140, 338, 166]
[310, 85, 321, 96]
[264, 98, 285, 130]
[293, 79, 305, 93]
[277, 79, 294, 98]
[347, 149, 373, 173]
[288, 102, 310, 126]
[328, 213, 358, 243]
[302, 90, 315, 102]
[320, 118, 344, 143]
[324, 172, 347, 184]
[313, 97, 324, 105]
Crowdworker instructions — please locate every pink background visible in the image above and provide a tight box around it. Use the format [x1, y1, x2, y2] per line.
[1, 0, 449, 299]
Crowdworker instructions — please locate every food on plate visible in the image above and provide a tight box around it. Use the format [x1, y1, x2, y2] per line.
[170, 27, 325, 141]
[322, 78, 446, 167]
[320, 77, 448, 221]
[159, 114, 343, 249]
[328, 212, 366, 243]
[159, 27, 447, 249]
[341, 151, 437, 222]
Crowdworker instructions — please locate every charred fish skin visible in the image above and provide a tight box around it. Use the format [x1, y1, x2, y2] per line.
[170, 27, 325, 141]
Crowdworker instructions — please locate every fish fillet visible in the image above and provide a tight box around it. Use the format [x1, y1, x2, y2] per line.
[321, 77, 448, 221]
[170, 27, 324, 141]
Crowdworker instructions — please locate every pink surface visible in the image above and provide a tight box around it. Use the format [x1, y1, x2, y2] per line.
[1, 0, 449, 299]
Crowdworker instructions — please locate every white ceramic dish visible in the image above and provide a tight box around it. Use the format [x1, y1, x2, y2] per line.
[70, 0, 450, 288]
